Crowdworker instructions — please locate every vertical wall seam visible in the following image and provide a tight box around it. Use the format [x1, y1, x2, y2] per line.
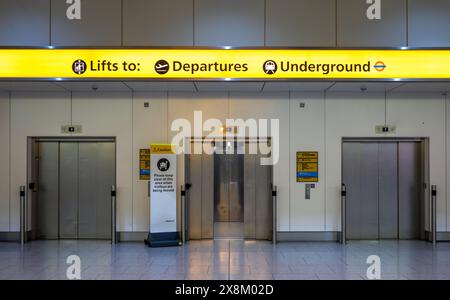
[335, 0, 338, 48]
[49, 0, 52, 46]
[166, 91, 169, 142]
[406, 0, 409, 47]
[192, 0, 195, 47]
[263, 0, 267, 47]
[8, 91, 11, 231]
[323, 91, 327, 232]
[446, 93, 448, 231]
[288, 91, 291, 231]
[131, 90, 134, 231]
[121, 0, 124, 47]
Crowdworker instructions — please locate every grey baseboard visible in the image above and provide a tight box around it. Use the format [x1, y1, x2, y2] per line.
[0, 232, 19, 242]
[118, 231, 148, 242]
[276, 231, 339, 242]
[437, 232, 450, 241]
[0, 231, 32, 242]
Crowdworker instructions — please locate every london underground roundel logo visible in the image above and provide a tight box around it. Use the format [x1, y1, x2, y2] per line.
[72, 59, 87, 75]
[374, 61, 386, 72]
[263, 60, 277, 75]
[155, 60, 169, 75]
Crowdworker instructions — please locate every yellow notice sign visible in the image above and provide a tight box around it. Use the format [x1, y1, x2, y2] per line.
[1, 49, 450, 79]
[151, 144, 175, 154]
[297, 152, 318, 183]
[139, 149, 150, 180]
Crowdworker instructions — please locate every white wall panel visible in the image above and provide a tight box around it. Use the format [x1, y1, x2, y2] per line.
[290, 93, 325, 231]
[10, 92, 71, 231]
[0, 92, 10, 231]
[386, 93, 446, 231]
[71, 92, 133, 232]
[229, 92, 290, 231]
[132, 92, 167, 232]
[325, 92, 385, 231]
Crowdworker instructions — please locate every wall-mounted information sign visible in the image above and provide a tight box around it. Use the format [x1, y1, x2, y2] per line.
[297, 151, 318, 182]
[1, 49, 450, 80]
[139, 149, 150, 180]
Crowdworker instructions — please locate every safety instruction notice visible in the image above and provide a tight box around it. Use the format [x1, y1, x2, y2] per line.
[297, 151, 318, 182]
[150, 144, 177, 233]
[139, 149, 150, 180]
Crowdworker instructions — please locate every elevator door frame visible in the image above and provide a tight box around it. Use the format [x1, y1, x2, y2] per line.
[341, 137, 429, 241]
[27, 137, 117, 241]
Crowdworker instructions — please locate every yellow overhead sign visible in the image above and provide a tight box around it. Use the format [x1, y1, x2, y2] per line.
[1, 49, 450, 80]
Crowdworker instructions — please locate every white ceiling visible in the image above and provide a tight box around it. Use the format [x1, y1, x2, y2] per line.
[0, 81, 449, 94]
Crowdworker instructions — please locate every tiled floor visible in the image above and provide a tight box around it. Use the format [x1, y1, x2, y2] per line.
[1, 240, 450, 280]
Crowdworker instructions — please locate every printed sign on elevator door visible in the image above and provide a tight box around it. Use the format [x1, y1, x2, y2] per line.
[297, 151, 318, 182]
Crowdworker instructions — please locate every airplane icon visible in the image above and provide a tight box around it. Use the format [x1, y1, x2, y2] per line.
[156, 63, 168, 69]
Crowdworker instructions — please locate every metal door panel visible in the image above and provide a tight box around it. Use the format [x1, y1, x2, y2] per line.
[78, 143, 97, 238]
[188, 154, 202, 239]
[201, 153, 214, 238]
[343, 142, 362, 239]
[59, 142, 78, 238]
[399, 142, 421, 239]
[37, 142, 59, 239]
[244, 154, 256, 238]
[379, 143, 398, 239]
[95, 142, 115, 239]
[229, 153, 244, 222]
[255, 154, 272, 240]
[214, 154, 229, 222]
[360, 143, 379, 239]
[78, 142, 114, 239]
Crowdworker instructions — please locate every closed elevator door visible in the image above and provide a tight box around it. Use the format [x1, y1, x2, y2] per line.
[36, 141, 115, 240]
[343, 141, 423, 240]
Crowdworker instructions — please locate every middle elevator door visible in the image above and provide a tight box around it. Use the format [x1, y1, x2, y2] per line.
[214, 142, 244, 238]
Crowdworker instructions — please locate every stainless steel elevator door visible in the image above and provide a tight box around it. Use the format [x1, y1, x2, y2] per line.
[59, 142, 79, 239]
[214, 152, 244, 223]
[343, 143, 379, 240]
[378, 143, 398, 239]
[37, 142, 59, 239]
[78, 142, 114, 239]
[343, 141, 423, 240]
[398, 142, 422, 239]
[36, 141, 115, 240]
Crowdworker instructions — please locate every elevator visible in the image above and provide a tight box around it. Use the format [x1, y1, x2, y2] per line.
[28, 138, 116, 240]
[342, 139, 426, 240]
[185, 139, 273, 240]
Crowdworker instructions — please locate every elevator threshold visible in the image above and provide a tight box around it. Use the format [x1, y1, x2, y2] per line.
[214, 222, 244, 239]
